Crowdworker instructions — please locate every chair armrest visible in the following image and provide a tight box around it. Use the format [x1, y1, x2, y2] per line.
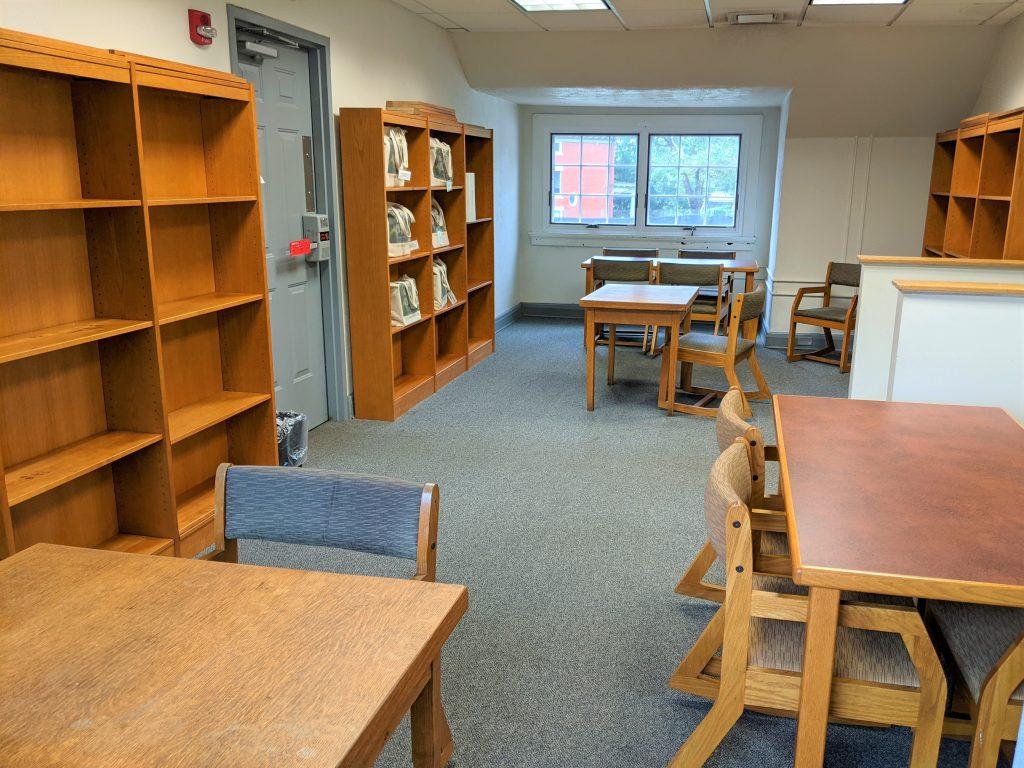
[844, 293, 859, 324]
[790, 285, 826, 315]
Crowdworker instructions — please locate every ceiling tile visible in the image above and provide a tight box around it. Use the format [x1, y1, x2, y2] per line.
[611, 0, 706, 8]
[897, 1, 1011, 22]
[528, 9, 627, 27]
[802, 3, 903, 23]
[390, 0, 435, 11]
[443, 11, 547, 29]
[420, 12, 464, 28]
[418, 0, 514, 11]
[619, 8, 710, 24]
[711, 0, 807, 13]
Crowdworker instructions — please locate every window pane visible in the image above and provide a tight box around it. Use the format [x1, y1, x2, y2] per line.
[551, 133, 637, 226]
[646, 133, 740, 228]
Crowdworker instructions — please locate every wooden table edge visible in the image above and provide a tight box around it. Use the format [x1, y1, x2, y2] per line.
[771, 395, 805, 579]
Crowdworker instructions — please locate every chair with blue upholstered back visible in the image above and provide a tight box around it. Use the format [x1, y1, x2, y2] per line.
[212, 464, 440, 582]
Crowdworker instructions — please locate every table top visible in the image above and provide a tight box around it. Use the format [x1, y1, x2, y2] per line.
[579, 283, 699, 311]
[0, 544, 469, 767]
[774, 395, 1024, 606]
[581, 254, 758, 273]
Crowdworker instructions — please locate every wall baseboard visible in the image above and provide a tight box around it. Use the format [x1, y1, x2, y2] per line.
[763, 330, 846, 349]
[496, 303, 523, 332]
[521, 302, 583, 320]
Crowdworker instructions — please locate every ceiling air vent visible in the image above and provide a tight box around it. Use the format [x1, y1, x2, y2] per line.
[726, 10, 782, 23]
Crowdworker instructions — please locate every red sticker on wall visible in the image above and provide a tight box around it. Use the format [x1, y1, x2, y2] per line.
[289, 239, 312, 257]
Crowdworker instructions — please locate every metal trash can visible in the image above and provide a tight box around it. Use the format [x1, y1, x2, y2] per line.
[276, 411, 308, 467]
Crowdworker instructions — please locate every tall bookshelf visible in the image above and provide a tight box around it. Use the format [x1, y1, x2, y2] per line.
[922, 107, 1024, 261]
[0, 29, 276, 561]
[339, 109, 495, 421]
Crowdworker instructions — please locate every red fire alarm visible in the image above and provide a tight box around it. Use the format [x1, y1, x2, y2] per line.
[188, 9, 217, 46]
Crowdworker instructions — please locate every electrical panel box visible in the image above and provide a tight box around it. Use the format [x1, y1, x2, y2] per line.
[302, 213, 331, 263]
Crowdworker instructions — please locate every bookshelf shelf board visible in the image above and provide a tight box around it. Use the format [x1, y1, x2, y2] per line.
[0, 319, 152, 365]
[157, 292, 263, 325]
[393, 373, 432, 400]
[979, 195, 1012, 202]
[176, 480, 215, 537]
[385, 185, 429, 193]
[96, 533, 174, 556]
[148, 195, 257, 207]
[432, 243, 464, 255]
[0, 199, 141, 212]
[435, 299, 466, 317]
[436, 352, 465, 377]
[5, 431, 163, 506]
[468, 337, 491, 355]
[388, 250, 431, 265]
[467, 218, 493, 225]
[391, 314, 433, 335]
[430, 185, 463, 191]
[468, 279, 493, 293]
[167, 391, 271, 444]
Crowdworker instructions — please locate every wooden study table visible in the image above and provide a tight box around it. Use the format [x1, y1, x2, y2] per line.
[579, 283, 697, 412]
[0, 544, 468, 768]
[581, 254, 760, 339]
[773, 396, 1024, 768]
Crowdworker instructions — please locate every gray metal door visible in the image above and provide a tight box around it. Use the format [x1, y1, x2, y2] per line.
[238, 38, 329, 427]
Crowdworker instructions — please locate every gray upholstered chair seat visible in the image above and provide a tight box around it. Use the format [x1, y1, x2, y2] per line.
[680, 332, 754, 357]
[794, 305, 848, 323]
[751, 575, 919, 687]
[930, 601, 1024, 703]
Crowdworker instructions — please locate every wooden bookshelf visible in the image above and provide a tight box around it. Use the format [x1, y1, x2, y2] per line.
[922, 108, 1024, 261]
[0, 29, 276, 561]
[339, 109, 494, 420]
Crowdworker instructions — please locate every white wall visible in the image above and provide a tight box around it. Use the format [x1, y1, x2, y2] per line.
[975, 13, 1024, 114]
[515, 105, 781, 305]
[769, 136, 934, 334]
[0, 0, 521, 320]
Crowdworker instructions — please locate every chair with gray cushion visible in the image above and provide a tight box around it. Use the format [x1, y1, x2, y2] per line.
[929, 601, 1024, 767]
[667, 441, 947, 767]
[590, 252, 657, 353]
[213, 464, 440, 581]
[657, 261, 729, 335]
[659, 286, 771, 419]
[787, 260, 862, 374]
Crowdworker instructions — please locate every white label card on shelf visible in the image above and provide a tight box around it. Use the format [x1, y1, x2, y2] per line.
[398, 170, 412, 181]
[446, 180, 453, 192]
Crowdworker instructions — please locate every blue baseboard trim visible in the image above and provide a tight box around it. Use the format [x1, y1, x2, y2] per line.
[521, 302, 583, 320]
[496, 303, 523, 332]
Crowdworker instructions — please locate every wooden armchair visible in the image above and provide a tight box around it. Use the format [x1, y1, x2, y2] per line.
[658, 286, 771, 419]
[787, 261, 861, 374]
[668, 441, 947, 767]
[928, 601, 1023, 767]
[675, 388, 788, 603]
[589, 253, 657, 352]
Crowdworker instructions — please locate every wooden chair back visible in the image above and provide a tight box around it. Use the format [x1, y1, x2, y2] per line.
[601, 247, 659, 257]
[716, 388, 768, 503]
[677, 250, 737, 261]
[719, 285, 765, 356]
[658, 262, 722, 288]
[822, 261, 862, 307]
[213, 463, 440, 581]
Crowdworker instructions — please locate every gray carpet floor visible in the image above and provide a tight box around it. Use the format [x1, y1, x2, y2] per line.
[241, 318, 971, 768]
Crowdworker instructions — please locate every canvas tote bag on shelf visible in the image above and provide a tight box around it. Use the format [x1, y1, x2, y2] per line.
[430, 137, 453, 188]
[433, 258, 456, 310]
[386, 202, 418, 257]
[384, 126, 410, 187]
[431, 198, 449, 248]
[390, 275, 421, 327]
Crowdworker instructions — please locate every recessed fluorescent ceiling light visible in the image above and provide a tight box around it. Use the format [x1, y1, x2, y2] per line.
[512, 1, 609, 10]
[810, 0, 905, 4]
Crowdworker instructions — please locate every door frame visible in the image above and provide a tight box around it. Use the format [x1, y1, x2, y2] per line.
[228, 5, 353, 421]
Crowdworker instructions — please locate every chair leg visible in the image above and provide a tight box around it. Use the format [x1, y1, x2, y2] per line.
[746, 351, 771, 402]
[724, 363, 750, 418]
[967, 639, 1024, 768]
[786, 320, 801, 362]
[607, 325, 616, 385]
[214, 538, 239, 563]
[412, 654, 454, 768]
[822, 327, 836, 355]
[674, 540, 725, 603]
[839, 327, 853, 374]
[907, 630, 947, 768]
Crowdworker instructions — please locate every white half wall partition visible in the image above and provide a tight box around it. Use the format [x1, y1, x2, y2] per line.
[849, 255, 1024, 419]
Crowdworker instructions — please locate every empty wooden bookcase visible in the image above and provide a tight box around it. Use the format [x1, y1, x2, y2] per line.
[922, 108, 1024, 261]
[339, 108, 495, 420]
[0, 29, 276, 561]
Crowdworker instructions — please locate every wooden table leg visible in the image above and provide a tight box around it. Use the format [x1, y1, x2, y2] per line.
[794, 587, 840, 768]
[583, 268, 594, 348]
[607, 325, 616, 385]
[585, 308, 595, 411]
[412, 655, 453, 768]
[666, 317, 680, 416]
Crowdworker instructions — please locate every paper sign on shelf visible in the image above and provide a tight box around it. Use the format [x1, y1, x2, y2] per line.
[398, 170, 412, 181]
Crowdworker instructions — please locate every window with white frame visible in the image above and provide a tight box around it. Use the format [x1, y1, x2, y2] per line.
[534, 114, 762, 243]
